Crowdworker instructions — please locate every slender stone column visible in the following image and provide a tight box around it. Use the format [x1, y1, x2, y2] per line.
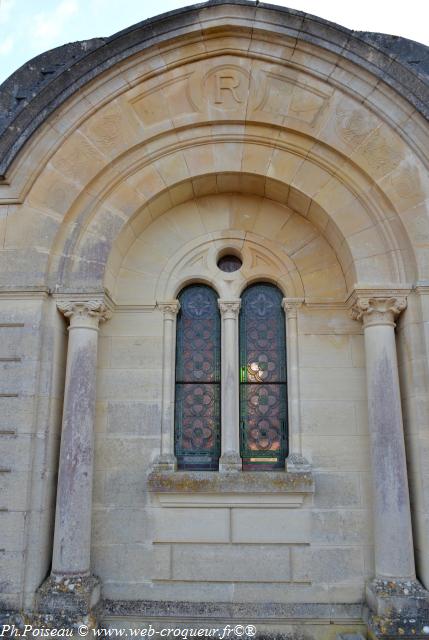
[282, 298, 309, 472]
[155, 301, 180, 471]
[218, 299, 241, 471]
[52, 299, 111, 577]
[352, 295, 415, 580]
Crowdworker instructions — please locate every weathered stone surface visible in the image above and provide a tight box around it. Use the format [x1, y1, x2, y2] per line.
[231, 509, 310, 543]
[171, 543, 291, 582]
[1, 0, 429, 634]
[1, 2, 429, 179]
[36, 574, 101, 630]
[147, 470, 315, 494]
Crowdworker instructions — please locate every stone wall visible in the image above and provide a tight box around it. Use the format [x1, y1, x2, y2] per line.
[0, 2, 428, 634]
[0, 296, 66, 610]
[89, 193, 372, 604]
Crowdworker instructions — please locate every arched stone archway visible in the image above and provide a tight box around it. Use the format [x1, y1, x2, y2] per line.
[1, 2, 429, 635]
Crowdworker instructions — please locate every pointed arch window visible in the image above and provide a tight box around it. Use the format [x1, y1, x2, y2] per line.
[175, 285, 221, 470]
[239, 283, 288, 470]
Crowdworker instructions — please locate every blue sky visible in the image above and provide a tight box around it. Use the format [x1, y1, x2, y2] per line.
[1, 0, 428, 85]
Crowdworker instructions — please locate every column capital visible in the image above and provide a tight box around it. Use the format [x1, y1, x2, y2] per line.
[351, 295, 407, 328]
[57, 299, 112, 329]
[282, 297, 304, 318]
[218, 299, 241, 319]
[158, 300, 180, 319]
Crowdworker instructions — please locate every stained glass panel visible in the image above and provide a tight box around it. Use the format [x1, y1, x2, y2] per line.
[175, 285, 221, 470]
[239, 283, 287, 470]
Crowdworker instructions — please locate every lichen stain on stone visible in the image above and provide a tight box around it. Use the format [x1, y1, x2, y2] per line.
[372, 349, 408, 511]
[147, 470, 314, 494]
[58, 340, 96, 519]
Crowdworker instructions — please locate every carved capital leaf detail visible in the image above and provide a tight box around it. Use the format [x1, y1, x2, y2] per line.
[218, 299, 241, 318]
[158, 301, 180, 318]
[57, 299, 111, 324]
[282, 298, 304, 317]
[351, 296, 407, 326]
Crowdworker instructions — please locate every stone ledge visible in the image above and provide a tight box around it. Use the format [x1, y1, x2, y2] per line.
[147, 469, 314, 508]
[103, 599, 362, 621]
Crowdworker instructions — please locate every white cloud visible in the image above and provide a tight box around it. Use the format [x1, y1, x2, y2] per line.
[0, 34, 13, 55]
[33, 0, 79, 44]
[0, 0, 15, 25]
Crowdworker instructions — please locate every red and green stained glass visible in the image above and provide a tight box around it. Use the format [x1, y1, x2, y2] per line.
[175, 285, 221, 470]
[239, 283, 288, 470]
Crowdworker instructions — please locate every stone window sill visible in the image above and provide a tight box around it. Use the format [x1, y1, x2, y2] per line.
[147, 469, 314, 508]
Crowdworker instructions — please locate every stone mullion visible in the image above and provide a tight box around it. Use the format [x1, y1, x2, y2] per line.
[218, 299, 241, 472]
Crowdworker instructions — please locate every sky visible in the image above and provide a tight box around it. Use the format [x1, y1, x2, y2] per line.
[0, 0, 428, 85]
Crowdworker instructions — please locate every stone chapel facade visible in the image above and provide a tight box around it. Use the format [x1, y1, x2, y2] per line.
[1, 2, 429, 637]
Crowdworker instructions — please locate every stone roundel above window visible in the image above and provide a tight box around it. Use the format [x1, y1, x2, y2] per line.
[217, 253, 243, 273]
[153, 231, 304, 302]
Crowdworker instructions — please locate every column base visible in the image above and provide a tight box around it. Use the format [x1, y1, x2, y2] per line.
[286, 453, 312, 472]
[152, 453, 177, 471]
[35, 574, 101, 630]
[366, 578, 429, 638]
[219, 451, 242, 472]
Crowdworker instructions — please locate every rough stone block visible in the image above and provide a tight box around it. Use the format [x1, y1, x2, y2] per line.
[301, 400, 357, 435]
[0, 471, 29, 510]
[231, 508, 310, 543]
[0, 436, 32, 470]
[232, 581, 326, 604]
[0, 512, 26, 551]
[96, 436, 157, 469]
[101, 581, 234, 603]
[299, 308, 361, 335]
[92, 507, 152, 545]
[171, 544, 291, 582]
[0, 551, 24, 594]
[102, 469, 150, 507]
[0, 360, 39, 396]
[299, 334, 352, 367]
[153, 507, 230, 543]
[311, 510, 372, 545]
[97, 369, 162, 401]
[306, 547, 365, 583]
[300, 368, 366, 401]
[304, 434, 370, 471]
[291, 546, 312, 583]
[106, 401, 161, 436]
[101, 312, 162, 338]
[0, 396, 34, 433]
[92, 543, 170, 582]
[313, 472, 362, 508]
[109, 336, 163, 368]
